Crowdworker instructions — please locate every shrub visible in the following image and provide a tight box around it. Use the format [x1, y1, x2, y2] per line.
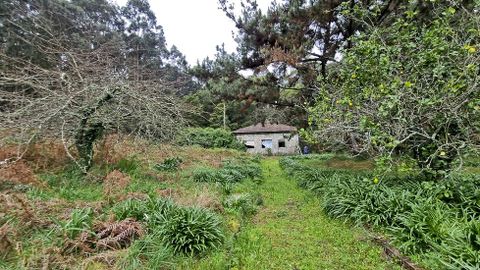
[192, 159, 262, 184]
[111, 199, 150, 221]
[436, 219, 480, 269]
[222, 160, 262, 180]
[112, 197, 225, 255]
[176, 128, 244, 150]
[111, 197, 176, 223]
[156, 207, 224, 255]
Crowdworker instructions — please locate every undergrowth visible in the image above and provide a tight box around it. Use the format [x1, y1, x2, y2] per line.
[0, 141, 258, 269]
[280, 155, 480, 269]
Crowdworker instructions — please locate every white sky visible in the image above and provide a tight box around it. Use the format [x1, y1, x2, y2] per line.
[115, 0, 273, 65]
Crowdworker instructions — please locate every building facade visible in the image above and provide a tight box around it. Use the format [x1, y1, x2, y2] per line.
[233, 123, 300, 155]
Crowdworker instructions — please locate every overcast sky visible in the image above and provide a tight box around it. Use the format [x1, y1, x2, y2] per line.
[116, 0, 272, 65]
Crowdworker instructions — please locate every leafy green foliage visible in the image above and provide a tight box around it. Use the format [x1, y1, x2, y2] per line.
[114, 156, 140, 174]
[176, 127, 245, 150]
[191, 166, 222, 183]
[55, 208, 94, 239]
[111, 197, 176, 223]
[281, 155, 480, 269]
[156, 207, 224, 255]
[223, 193, 263, 218]
[154, 157, 183, 171]
[191, 159, 262, 185]
[310, 6, 479, 177]
[120, 232, 174, 270]
[111, 197, 225, 255]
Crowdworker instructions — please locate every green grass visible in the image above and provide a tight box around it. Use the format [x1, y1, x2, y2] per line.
[179, 158, 399, 270]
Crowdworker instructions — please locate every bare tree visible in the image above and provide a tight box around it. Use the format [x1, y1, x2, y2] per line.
[0, 1, 193, 171]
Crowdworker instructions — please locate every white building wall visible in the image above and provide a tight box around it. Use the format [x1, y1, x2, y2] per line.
[235, 132, 300, 155]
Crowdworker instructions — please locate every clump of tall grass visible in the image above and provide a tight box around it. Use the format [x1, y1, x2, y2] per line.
[223, 193, 263, 218]
[191, 158, 262, 185]
[156, 207, 224, 255]
[110, 197, 225, 256]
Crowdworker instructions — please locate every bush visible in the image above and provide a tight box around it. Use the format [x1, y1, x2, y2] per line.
[390, 198, 454, 254]
[112, 198, 149, 221]
[222, 160, 262, 180]
[156, 207, 224, 255]
[176, 127, 244, 150]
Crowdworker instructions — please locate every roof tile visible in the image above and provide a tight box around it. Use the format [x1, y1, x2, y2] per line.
[233, 123, 297, 134]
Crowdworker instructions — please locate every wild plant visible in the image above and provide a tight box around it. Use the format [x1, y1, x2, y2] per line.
[155, 207, 224, 255]
[154, 157, 183, 171]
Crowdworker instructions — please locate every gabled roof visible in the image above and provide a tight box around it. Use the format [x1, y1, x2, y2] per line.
[233, 123, 297, 134]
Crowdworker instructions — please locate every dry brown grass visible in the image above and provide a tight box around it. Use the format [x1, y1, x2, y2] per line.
[325, 158, 374, 170]
[169, 186, 224, 213]
[27, 247, 78, 270]
[0, 223, 17, 259]
[94, 134, 245, 170]
[0, 160, 42, 187]
[103, 170, 130, 200]
[0, 140, 70, 172]
[0, 193, 104, 232]
[82, 250, 125, 269]
[0, 193, 48, 228]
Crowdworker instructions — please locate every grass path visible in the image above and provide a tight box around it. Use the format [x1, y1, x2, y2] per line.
[181, 158, 399, 270]
[239, 158, 398, 270]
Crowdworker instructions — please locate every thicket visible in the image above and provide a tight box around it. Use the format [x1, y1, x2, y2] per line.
[280, 155, 480, 269]
[176, 128, 245, 150]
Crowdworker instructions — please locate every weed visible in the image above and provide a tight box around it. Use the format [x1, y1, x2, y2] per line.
[191, 166, 221, 183]
[113, 156, 140, 175]
[154, 157, 183, 171]
[223, 193, 263, 218]
[119, 233, 174, 269]
[55, 207, 94, 239]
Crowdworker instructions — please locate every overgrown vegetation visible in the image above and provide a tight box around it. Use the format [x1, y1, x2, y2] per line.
[191, 158, 262, 185]
[0, 137, 262, 269]
[176, 127, 245, 150]
[280, 154, 480, 269]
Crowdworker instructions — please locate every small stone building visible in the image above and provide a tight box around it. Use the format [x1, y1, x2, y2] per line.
[233, 123, 300, 155]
